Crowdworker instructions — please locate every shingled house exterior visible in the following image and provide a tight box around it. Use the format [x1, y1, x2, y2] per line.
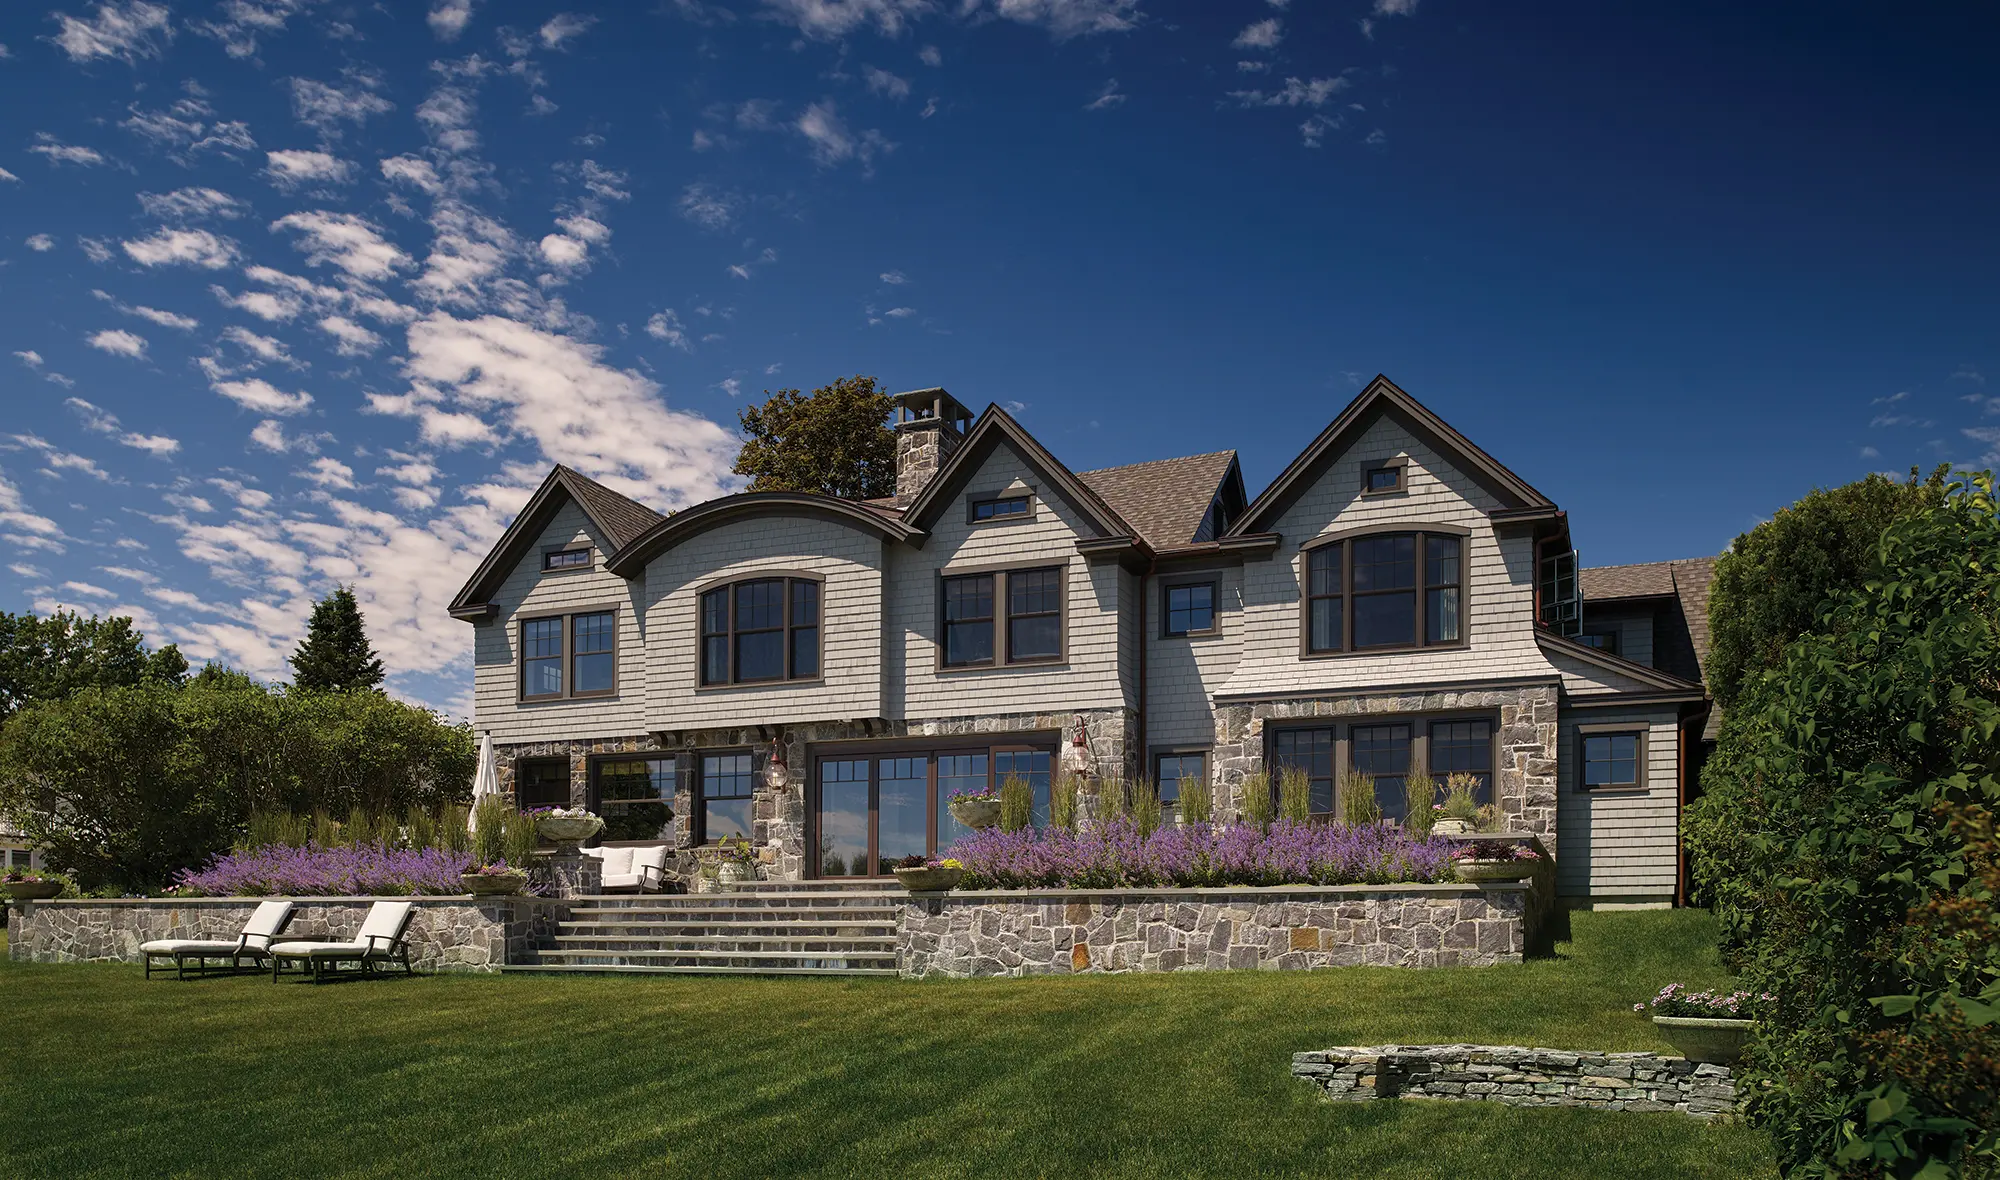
[449, 377, 1717, 907]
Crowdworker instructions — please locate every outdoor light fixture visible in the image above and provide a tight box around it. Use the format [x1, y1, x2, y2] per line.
[1062, 714, 1094, 778]
[763, 739, 791, 790]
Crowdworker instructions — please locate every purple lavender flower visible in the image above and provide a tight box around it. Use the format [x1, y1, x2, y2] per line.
[175, 842, 486, 896]
[946, 818, 1457, 890]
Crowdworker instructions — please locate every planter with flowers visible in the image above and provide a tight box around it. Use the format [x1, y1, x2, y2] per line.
[892, 855, 965, 892]
[1639, 984, 1766, 1064]
[459, 863, 530, 896]
[531, 806, 604, 847]
[1452, 842, 1541, 883]
[1430, 773, 1485, 835]
[698, 836, 757, 889]
[2, 869, 68, 901]
[947, 787, 1003, 831]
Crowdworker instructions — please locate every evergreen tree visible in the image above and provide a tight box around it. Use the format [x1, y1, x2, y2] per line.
[289, 586, 385, 693]
[733, 375, 897, 499]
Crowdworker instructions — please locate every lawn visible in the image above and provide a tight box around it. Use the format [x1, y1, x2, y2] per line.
[0, 909, 1775, 1179]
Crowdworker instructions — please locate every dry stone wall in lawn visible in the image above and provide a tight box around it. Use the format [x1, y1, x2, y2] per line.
[1292, 1044, 1740, 1119]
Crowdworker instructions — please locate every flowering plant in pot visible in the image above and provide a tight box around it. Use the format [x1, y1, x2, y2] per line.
[1638, 983, 1766, 1064]
[459, 862, 530, 896]
[529, 806, 604, 846]
[2, 868, 70, 901]
[947, 785, 1004, 831]
[892, 855, 965, 892]
[1451, 842, 1541, 883]
[1431, 773, 1484, 835]
[705, 835, 756, 886]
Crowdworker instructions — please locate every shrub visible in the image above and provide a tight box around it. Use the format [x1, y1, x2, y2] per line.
[1095, 777, 1128, 822]
[1129, 778, 1163, 839]
[1404, 762, 1438, 836]
[1685, 471, 2000, 1176]
[1238, 772, 1274, 828]
[472, 796, 510, 866]
[1339, 770, 1382, 827]
[500, 806, 540, 869]
[998, 774, 1033, 832]
[1050, 773, 1080, 832]
[438, 805, 471, 854]
[1177, 768, 1212, 825]
[1438, 774, 1482, 824]
[1277, 767, 1312, 825]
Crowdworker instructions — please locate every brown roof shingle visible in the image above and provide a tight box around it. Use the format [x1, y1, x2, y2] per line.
[558, 466, 665, 551]
[1580, 560, 1679, 600]
[1077, 451, 1236, 550]
[1582, 555, 1724, 738]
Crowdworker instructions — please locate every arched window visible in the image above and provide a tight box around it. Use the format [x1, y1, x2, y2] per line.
[1301, 529, 1466, 655]
[699, 575, 821, 685]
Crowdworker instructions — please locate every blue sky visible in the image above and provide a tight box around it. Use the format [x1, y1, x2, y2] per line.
[0, 0, 1994, 712]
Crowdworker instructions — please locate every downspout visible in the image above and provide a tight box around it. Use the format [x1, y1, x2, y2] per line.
[1136, 554, 1155, 783]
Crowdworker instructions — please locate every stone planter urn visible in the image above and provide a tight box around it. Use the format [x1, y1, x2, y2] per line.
[3, 879, 63, 901]
[1432, 817, 1475, 836]
[893, 865, 964, 892]
[1653, 1016, 1753, 1064]
[715, 860, 753, 888]
[460, 870, 528, 896]
[947, 795, 1003, 830]
[1454, 858, 1537, 884]
[536, 815, 604, 846]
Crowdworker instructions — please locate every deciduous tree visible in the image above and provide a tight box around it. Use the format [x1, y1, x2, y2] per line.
[733, 375, 897, 499]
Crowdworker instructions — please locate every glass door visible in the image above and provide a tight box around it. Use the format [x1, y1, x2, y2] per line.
[813, 755, 933, 876]
[817, 758, 871, 877]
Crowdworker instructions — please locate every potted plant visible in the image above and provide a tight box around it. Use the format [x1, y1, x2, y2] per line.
[1452, 842, 1541, 883]
[1640, 984, 1765, 1064]
[459, 863, 530, 896]
[531, 806, 604, 846]
[711, 835, 756, 887]
[892, 855, 965, 892]
[947, 786, 1003, 831]
[1431, 773, 1484, 835]
[2, 869, 68, 901]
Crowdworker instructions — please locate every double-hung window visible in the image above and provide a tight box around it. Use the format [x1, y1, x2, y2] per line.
[942, 566, 1064, 667]
[1153, 751, 1208, 813]
[519, 610, 616, 700]
[699, 576, 821, 686]
[698, 752, 755, 843]
[1302, 530, 1466, 655]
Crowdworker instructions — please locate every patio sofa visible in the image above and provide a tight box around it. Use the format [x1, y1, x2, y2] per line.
[583, 843, 672, 893]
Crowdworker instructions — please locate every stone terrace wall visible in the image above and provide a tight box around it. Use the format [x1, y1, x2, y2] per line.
[1293, 1044, 1739, 1120]
[7, 897, 568, 974]
[898, 884, 1529, 977]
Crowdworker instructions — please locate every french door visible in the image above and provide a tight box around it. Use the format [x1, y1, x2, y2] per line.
[811, 744, 1053, 877]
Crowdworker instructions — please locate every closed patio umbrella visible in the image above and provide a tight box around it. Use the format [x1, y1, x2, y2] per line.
[468, 732, 501, 833]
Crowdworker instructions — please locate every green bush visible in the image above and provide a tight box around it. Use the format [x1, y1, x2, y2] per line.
[1339, 771, 1382, 827]
[1129, 778, 1162, 839]
[472, 796, 510, 866]
[1176, 767, 1212, 824]
[1277, 767, 1312, 825]
[1404, 762, 1438, 836]
[1049, 773, 1079, 832]
[998, 774, 1032, 832]
[1685, 471, 2000, 1177]
[1238, 771, 1274, 828]
[501, 807, 541, 869]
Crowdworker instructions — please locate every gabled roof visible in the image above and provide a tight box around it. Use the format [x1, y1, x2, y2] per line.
[604, 492, 920, 577]
[1580, 560, 1679, 600]
[900, 404, 1144, 550]
[1078, 450, 1238, 550]
[1536, 629, 1707, 696]
[1228, 375, 1556, 538]
[449, 466, 665, 618]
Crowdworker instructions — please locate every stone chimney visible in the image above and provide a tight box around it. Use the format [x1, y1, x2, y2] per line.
[891, 387, 974, 501]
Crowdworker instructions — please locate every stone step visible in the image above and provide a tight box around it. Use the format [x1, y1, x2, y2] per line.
[530, 948, 897, 968]
[500, 963, 899, 977]
[557, 922, 898, 938]
[564, 908, 903, 924]
[552, 935, 896, 952]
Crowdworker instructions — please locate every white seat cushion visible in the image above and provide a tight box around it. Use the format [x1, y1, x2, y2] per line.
[141, 939, 249, 955]
[632, 846, 668, 872]
[597, 846, 635, 876]
[270, 940, 368, 956]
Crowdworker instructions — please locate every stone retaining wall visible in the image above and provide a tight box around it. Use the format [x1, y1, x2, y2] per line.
[898, 883, 1531, 977]
[1292, 1044, 1738, 1119]
[6, 897, 568, 974]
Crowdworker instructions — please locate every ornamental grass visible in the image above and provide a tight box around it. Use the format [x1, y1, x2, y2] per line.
[947, 817, 1456, 890]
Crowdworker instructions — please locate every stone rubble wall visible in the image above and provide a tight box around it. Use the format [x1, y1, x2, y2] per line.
[898, 884, 1529, 977]
[7, 897, 568, 974]
[1292, 1044, 1739, 1119]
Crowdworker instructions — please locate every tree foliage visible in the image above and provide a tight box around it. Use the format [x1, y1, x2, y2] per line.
[1707, 468, 1946, 709]
[0, 609, 186, 724]
[289, 586, 385, 693]
[733, 375, 897, 499]
[0, 681, 473, 891]
[1685, 472, 2000, 1177]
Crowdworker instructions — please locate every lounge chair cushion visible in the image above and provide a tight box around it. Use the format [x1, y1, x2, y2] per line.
[632, 845, 668, 874]
[270, 939, 370, 957]
[272, 900, 414, 959]
[141, 939, 263, 956]
[596, 846, 635, 876]
[142, 900, 294, 957]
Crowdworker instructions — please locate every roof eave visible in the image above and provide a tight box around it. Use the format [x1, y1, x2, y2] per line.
[604, 492, 922, 577]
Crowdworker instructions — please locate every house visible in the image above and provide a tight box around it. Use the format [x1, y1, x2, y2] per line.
[450, 376, 1716, 907]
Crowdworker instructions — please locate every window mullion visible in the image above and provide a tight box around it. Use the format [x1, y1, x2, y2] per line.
[781, 578, 792, 680]
[726, 587, 737, 685]
[1342, 541, 1352, 651]
[996, 570, 1008, 666]
[1415, 534, 1427, 649]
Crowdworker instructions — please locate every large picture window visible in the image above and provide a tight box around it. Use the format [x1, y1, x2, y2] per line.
[698, 751, 755, 843]
[1301, 530, 1467, 655]
[1268, 715, 1498, 826]
[519, 610, 617, 700]
[812, 740, 1055, 876]
[591, 757, 676, 841]
[699, 576, 820, 686]
[940, 566, 1064, 668]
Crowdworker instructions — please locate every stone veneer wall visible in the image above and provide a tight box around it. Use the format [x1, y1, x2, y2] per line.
[898, 883, 1529, 977]
[1292, 1044, 1739, 1119]
[1210, 685, 1560, 852]
[498, 706, 1139, 885]
[7, 897, 567, 974]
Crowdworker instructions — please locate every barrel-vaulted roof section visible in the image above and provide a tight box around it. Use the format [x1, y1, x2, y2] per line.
[602, 492, 920, 576]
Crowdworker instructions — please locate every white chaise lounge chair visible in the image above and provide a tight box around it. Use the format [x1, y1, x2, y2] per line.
[268, 900, 416, 982]
[141, 899, 295, 979]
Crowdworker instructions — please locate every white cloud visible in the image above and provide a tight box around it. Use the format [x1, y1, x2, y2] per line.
[139, 187, 249, 221]
[865, 66, 911, 99]
[0, 167, 17, 183]
[67, 397, 181, 456]
[540, 13, 598, 47]
[380, 155, 444, 195]
[880, 270, 908, 284]
[221, 325, 303, 368]
[264, 150, 355, 190]
[123, 228, 240, 269]
[539, 234, 588, 268]
[9, 563, 46, 578]
[796, 101, 893, 170]
[272, 211, 411, 280]
[27, 137, 107, 167]
[759, 0, 1137, 40]
[1084, 79, 1125, 111]
[0, 467, 64, 541]
[9, 433, 111, 481]
[884, 306, 916, 318]
[289, 78, 394, 138]
[248, 419, 291, 451]
[1230, 77, 1349, 108]
[79, 237, 114, 264]
[163, 493, 215, 514]
[60, 581, 116, 599]
[87, 328, 149, 358]
[428, 0, 477, 40]
[1233, 18, 1282, 49]
[678, 183, 740, 231]
[208, 478, 273, 509]
[1238, 60, 1270, 73]
[300, 457, 357, 489]
[1374, 0, 1418, 13]
[213, 284, 303, 322]
[26, 234, 56, 252]
[919, 44, 941, 66]
[48, 1, 174, 64]
[93, 289, 199, 329]
[319, 316, 384, 356]
[100, 565, 159, 584]
[579, 160, 630, 202]
[213, 378, 314, 415]
[645, 310, 691, 351]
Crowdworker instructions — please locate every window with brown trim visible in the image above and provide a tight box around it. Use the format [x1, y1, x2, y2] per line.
[544, 546, 591, 571]
[697, 751, 755, 843]
[970, 494, 1032, 523]
[941, 566, 1064, 668]
[699, 576, 821, 686]
[1164, 581, 1216, 637]
[521, 616, 564, 699]
[1153, 751, 1208, 812]
[1579, 728, 1646, 790]
[942, 573, 995, 666]
[1363, 464, 1405, 495]
[516, 757, 570, 809]
[520, 610, 618, 700]
[1008, 567, 1062, 661]
[1302, 530, 1467, 656]
[571, 611, 616, 695]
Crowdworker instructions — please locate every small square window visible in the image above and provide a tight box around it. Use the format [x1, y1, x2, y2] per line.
[1164, 582, 1216, 636]
[545, 547, 591, 571]
[1364, 465, 1404, 494]
[1579, 629, 1620, 655]
[1581, 732, 1643, 789]
[972, 496, 1031, 522]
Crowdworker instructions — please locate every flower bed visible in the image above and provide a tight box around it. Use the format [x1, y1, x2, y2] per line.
[1639, 983, 1770, 1019]
[174, 843, 486, 897]
[947, 818, 1456, 890]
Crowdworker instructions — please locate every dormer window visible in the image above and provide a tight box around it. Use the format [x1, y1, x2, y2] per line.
[1362, 461, 1406, 496]
[970, 494, 1032, 523]
[544, 546, 592, 572]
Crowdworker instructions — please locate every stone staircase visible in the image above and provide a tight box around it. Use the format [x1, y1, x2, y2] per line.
[503, 881, 906, 977]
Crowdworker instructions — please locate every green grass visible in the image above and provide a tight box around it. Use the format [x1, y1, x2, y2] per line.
[0, 910, 1774, 1179]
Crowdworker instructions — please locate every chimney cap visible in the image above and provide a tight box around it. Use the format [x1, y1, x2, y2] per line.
[890, 387, 973, 429]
